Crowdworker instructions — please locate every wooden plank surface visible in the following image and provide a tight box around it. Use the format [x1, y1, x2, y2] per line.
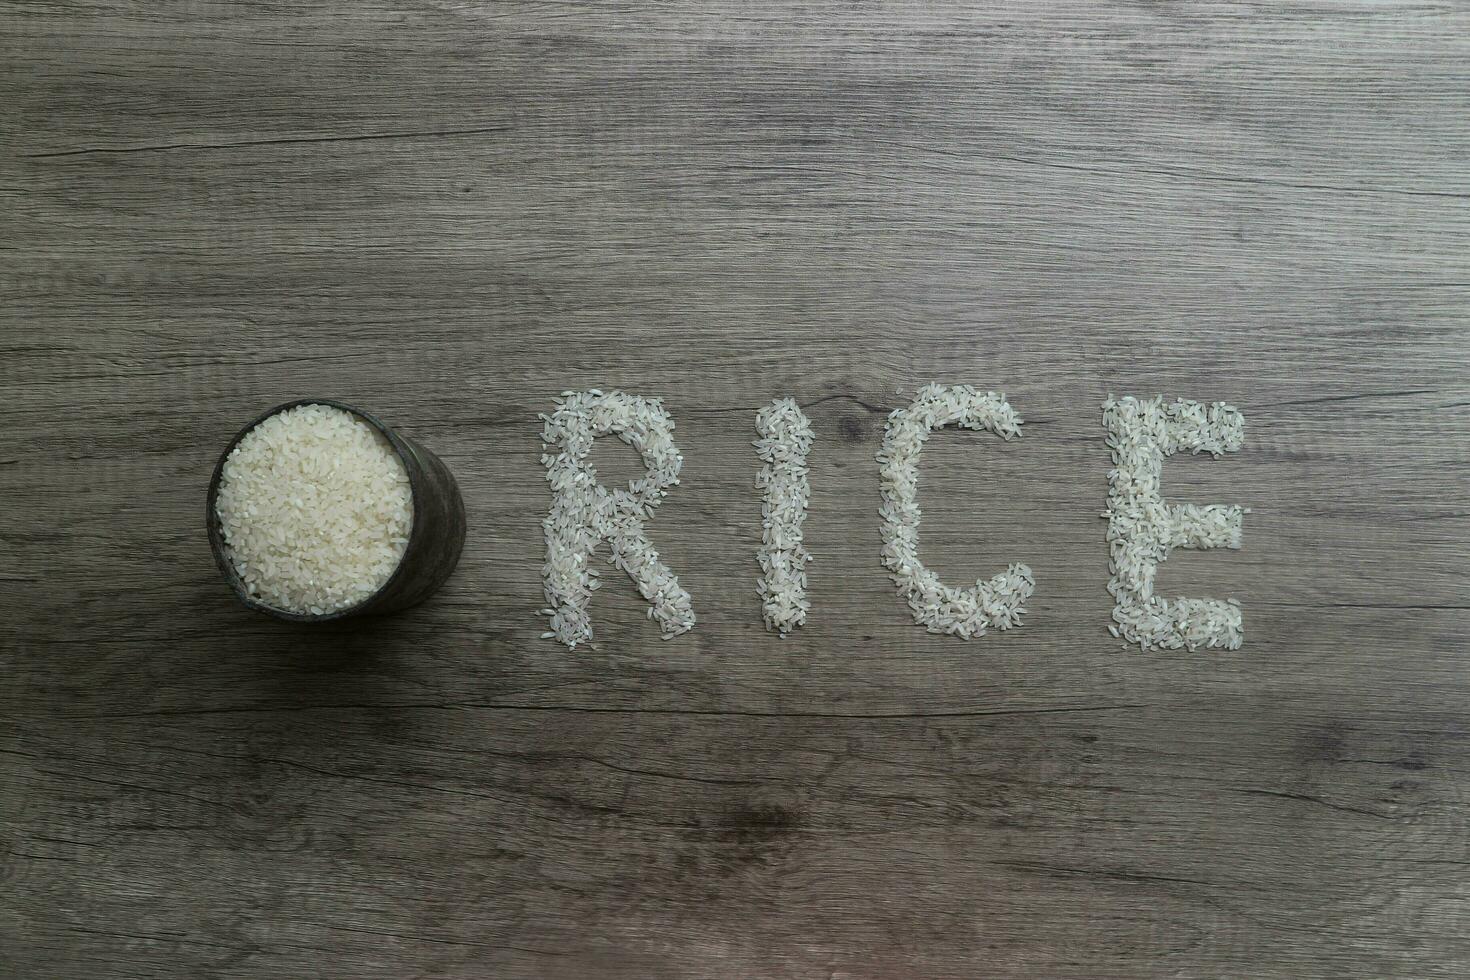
[4, 2, 1470, 977]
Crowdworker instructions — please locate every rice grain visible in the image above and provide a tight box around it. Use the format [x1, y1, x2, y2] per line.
[540, 390, 695, 649]
[877, 383, 1034, 639]
[754, 398, 813, 635]
[214, 403, 412, 615]
[1102, 394, 1246, 651]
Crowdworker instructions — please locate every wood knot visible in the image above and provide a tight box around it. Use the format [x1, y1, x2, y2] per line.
[721, 803, 801, 841]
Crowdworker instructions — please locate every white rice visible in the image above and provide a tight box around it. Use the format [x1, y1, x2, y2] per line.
[1102, 395, 1246, 651]
[214, 403, 412, 615]
[539, 390, 695, 649]
[754, 398, 813, 635]
[877, 383, 1034, 638]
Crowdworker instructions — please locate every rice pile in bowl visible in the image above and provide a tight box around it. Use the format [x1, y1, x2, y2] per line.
[214, 404, 413, 616]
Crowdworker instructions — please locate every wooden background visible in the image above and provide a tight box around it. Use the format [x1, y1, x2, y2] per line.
[4, 2, 1469, 977]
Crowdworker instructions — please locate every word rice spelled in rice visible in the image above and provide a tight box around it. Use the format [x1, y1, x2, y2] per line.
[754, 398, 814, 635]
[539, 390, 696, 649]
[1102, 395, 1246, 651]
[877, 383, 1035, 639]
[214, 404, 412, 615]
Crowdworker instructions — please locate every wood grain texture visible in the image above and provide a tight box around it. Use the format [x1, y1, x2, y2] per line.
[3, 2, 1469, 977]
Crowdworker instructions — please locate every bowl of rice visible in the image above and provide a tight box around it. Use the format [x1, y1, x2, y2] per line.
[206, 399, 466, 622]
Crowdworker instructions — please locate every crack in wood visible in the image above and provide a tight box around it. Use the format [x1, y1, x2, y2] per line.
[25, 126, 514, 159]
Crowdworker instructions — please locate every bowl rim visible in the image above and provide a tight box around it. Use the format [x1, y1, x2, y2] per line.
[204, 398, 425, 623]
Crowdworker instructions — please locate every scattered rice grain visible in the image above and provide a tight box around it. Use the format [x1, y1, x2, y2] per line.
[540, 390, 695, 649]
[754, 397, 813, 635]
[877, 383, 1034, 639]
[1102, 395, 1246, 651]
